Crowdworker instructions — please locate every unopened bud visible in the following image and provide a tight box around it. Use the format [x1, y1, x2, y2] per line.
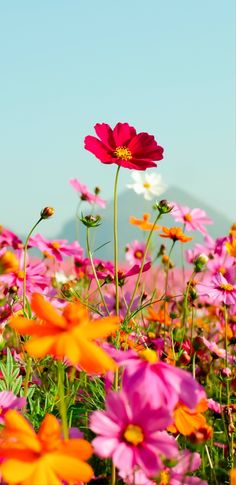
[80, 214, 102, 228]
[153, 199, 173, 214]
[194, 253, 209, 273]
[40, 207, 55, 219]
[94, 186, 101, 195]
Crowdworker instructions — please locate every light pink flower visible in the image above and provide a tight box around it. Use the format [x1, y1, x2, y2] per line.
[90, 389, 177, 477]
[0, 391, 26, 424]
[29, 234, 83, 261]
[69, 178, 106, 208]
[125, 240, 151, 267]
[196, 272, 236, 305]
[171, 203, 213, 234]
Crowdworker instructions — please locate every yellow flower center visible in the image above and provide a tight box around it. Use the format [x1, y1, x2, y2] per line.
[17, 271, 25, 280]
[184, 213, 192, 222]
[134, 250, 143, 259]
[220, 283, 234, 291]
[123, 424, 144, 446]
[139, 348, 158, 363]
[143, 182, 151, 188]
[51, 241, 61, 249]
[114, 146, 132, 161]
[159, 470, 170, 484]
[219, 266, 226, 275]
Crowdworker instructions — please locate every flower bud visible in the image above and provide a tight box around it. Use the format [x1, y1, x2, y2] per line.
[194, 253, 209, 273]
[40, 207, 55, 219]
[80, 214, 102, 228]
[153, 199, 173, 214]
[94, 186, 101, 195]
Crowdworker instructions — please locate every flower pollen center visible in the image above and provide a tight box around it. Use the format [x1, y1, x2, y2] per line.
[114, 146, 132, 161]
[143, 182, 151, 188]
[139, 348, 158, 363]
[160, 470, 170, 484]
[134, 250, 143, 259]
[220, 283, 234, 292]
[184, 213, 192, 222]
[123, 424, 144, 446]
[51, 241, 61, 249]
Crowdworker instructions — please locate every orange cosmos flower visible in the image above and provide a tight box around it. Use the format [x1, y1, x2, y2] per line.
[230, 469, 236, 485]
[0, 251, 19, 274]
[160, 226, 193, 243]
[129, 213, 161, 231]
[0, 410, 93, 485]
[10, 293, 119, 373]
[225, 236, 236, 257]
[147, 302, 172, 326]
[168, 399, 209, 436]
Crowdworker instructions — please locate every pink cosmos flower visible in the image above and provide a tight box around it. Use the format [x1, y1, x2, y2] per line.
[196, 272, 236, 305]
[171, 203, 213, 234]
[201, 336, 236, 364]
[206, 253, 235, 283]
[125, 240, 151, 267]
[112, 348, 204, 411]
[0, 226, 23, 250]
[0, 391, 26, 424]
[120, 451, 207, 485]
[29, 234, 83, 261]
[90, 389, 178, 477]
[69, 178, 106, 208]
[84, 122, 164, 171]
[0, 251, 50, 296]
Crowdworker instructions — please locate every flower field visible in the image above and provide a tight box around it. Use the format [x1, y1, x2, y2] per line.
[0, 122, 235, 485]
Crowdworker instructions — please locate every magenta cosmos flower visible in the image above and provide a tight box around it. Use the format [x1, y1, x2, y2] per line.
[113, 348, 204, 411]
[90, 389, 178, 477]
[69, 178, 106, 208]
[171, 203, 213, 235]
[196, 272, 236, 305]
[0, 391, 26, 424]
[84, 122, 164, 170]
[29, 234, 83, 261]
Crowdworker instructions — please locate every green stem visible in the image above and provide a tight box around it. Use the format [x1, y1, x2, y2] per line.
[23, 356, 32, 399]
[164, 241, 175, 295]
[126, 211, 162, 318]
[223, 304, 230, 405]
[113, 166, 121, 316]
[23, 217, 43, 313]
[57, 362, 69, 439]
[86, 227, 110, 315]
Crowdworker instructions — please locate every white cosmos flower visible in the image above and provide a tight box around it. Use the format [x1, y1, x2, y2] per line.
[127, 172, 167, 200]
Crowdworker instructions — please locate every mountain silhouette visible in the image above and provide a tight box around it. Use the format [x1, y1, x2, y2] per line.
[57, 186, 231, 261]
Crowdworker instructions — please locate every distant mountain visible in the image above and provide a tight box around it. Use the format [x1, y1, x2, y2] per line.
[57, 186, 231, 261]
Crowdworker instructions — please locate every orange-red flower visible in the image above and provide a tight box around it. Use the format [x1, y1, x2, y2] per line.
[0, 251, 19, 274]
[168, 399, 209, 436]
[160, 227, 193, 243]
[0, 410, 93, 485]
[129, 213, 161, 231]
[10, 293, 119, 373]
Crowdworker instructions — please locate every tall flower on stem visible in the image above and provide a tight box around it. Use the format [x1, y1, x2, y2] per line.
[84, 122, 164, 170]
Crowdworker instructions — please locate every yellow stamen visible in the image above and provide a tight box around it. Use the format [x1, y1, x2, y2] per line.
[134, 250, 143, 259]
[17, 271, 25, 280]
[159, 470, 170, 484]
[220, 283, 234, 291]
[123, 424, 144, 446]
[143, 182, 151, 188]
[139, 348, 158, 363]
[184, 213, 192, 222]
[114, 146, 132, 161]
[52, 241, 61, 249]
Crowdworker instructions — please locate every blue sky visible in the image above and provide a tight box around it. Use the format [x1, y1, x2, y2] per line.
[0, 0, 235, 238]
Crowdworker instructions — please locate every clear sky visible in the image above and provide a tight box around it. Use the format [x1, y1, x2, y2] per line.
[0, 0, 235, 238]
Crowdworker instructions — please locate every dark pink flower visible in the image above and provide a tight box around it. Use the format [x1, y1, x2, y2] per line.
[90, 389, 177, 477]
[69, 178, 106, 208]
[84, 122, 164, 170]
[0, 226, 23, 250]
[197, 272, 236, 305]
[0, 391, 26, 424]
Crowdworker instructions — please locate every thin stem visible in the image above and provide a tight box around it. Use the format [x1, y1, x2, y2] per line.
[23, 217, 43, 313]
[23, 357, 32, 399]
[223, 304, 230, 405]
[113, 166, 121, 316]
[86, 227, 110, 315]
[126, 211, 162, 317]
[57, 362, 69, 439]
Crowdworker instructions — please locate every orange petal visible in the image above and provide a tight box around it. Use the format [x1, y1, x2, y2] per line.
[80, 316, 119, 340]
[54, 333, 81, 365]
[3, 410, 41, 452]
[25, 456, 61, 485]
[60, 439, 93, 460]
[77, 338, 117, 373]
[48, 454, 94, 483]
[38, 414, 61, 445]
[31, 293, 66, 329]
[10, 317, 58, 336]
[1, 459, 37, 484]
[174, 408, 206, 436]
[25, 336, 57, 358]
